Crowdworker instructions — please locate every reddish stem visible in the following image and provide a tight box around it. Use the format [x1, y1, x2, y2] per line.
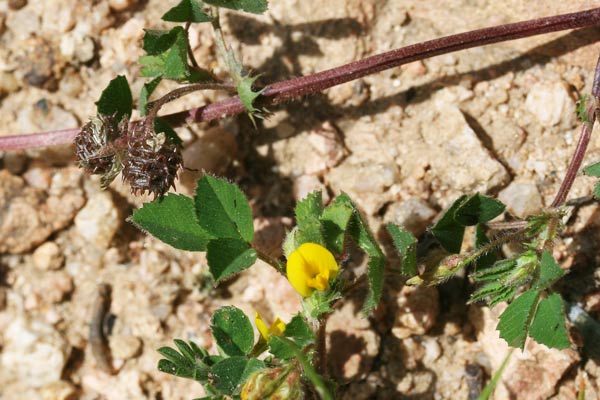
[550, 53, 600, 208]
[1, 7, 600, 150]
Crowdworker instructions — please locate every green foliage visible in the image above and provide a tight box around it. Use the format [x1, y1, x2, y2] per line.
[386, 224, 417, 275]
[584, 162, 600, 177]
[431, 194, 505, 253]
[529, 293, 570, 349]
[295, 191, 325, 245]
[157, 339, 213, 381]
[497, 289, 540, 349]
[96, 75, 133, 120]
[140, 27, 211, 82]
[195, 175, 254, 243]
[206, 238, 257, 282]
[211, 306, 255, 356]
[139, 76, 162, 116]
[211, 357, 265, 395]
[162, 0, 213, 22]
[204, 0, 268, 14]
[577, 94, 591, 122]
[237, 74, 265, 125]
[320, 194, 354, 254]
[493, 251, 569, 349]
[269, 314, 314, 360]
[303, 288, 342, 319]
[130, 194, 212, 251]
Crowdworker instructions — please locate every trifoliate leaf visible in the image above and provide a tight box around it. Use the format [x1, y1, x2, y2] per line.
[130, 194, 213, 251]
[210, 357, 265, 395]
[96, 75, 132, 121]
[206, 238, 257, 282]
[211, 306, 255, 357]
[497, 289, 540, 349]
[454, 193, 505, 226]
[140, 27, 191, 81]
[195, 175, 254, 243]
[431, 195, 467, 253]
[386, 224, 417, 276]
[162, 0, 213, 22]
[204, 0, 268, 14]
[529, 293, 570, 349]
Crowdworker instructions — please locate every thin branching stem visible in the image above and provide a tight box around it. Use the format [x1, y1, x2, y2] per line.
[184, 22, 201, 69]
[2, 8, 600, 150]
[550, 53, 600, 207]
[143, 83, 234, 132]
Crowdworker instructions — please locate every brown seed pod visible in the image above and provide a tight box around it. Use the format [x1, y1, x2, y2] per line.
[75, 113, 127, 172]
[122, 123, 183, 198]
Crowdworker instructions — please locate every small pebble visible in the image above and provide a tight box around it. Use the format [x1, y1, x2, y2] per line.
[109, 0, 137, 11]
[40, 381, 77, 400]
[32, 242, 64, 271]
[109, 335, 142, 360]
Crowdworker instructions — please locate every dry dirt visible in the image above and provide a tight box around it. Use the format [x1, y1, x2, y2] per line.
[1, 1, 600, 399]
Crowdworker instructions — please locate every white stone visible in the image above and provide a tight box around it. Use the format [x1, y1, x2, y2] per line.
[32, 242, 64, 270]
[525, 81, 574, 128]
[74, 192, 120, 249]
[498, 181, 543, 218]
[1, 318, 69, 387]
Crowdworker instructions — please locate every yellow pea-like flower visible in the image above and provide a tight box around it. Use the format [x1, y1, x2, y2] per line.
[286, 243, 339, 297]
[255, 312, 286, 341]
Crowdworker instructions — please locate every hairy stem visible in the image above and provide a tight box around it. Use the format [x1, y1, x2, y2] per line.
[550, 52, 600, 207]
[184, 22, 201, 69]
[143, 83, 234, 132]
[2, 8, 600, 150]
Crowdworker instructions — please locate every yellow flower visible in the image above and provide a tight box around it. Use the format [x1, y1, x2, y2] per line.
[286, 243, 339, 297]
[255, 312, 286, 341]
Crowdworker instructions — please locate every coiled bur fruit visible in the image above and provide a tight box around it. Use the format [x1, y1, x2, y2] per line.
[75, 113, 128, 189]
[122, 124, 183, 198]
[76, 114, 182, 198]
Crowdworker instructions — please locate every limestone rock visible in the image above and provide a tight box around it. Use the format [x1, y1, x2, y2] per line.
[1, 318, 70, 387]
[498, 181, 543, 218]
[74, 191, 120, 249]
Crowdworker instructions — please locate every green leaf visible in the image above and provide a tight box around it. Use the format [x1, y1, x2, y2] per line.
[139, 76, 162, 116]
[319, 193, 385, 314]
[204, 0, 268, 14]
[386, 224, 417, 275]
[295, 191, 324, 246]
[304, 289, 341, 318]
[211, 306, 255, 357]
[348, 208, 385, 314]
[210, 357, 265, 395]
[529, 293, 570, 349]
[594, 182, 600, 199]
[454, 194, 505, 226]
[431, 195, 467, 253]
[140, 27, 191, 81]
[162, 0, 213, 22]
[283, 314, 314, 348]
[206, 238, 257, 282]
[532, 250, 565, 290]
[474, 224, 497, 271]
[472, 259, 516, 282]
[237, 74, 264, 118]
[488, 286, 517, 307]
[130, 194, 213, 251]
[469, 281, 504, 304]
[195, 175, 254, 243]
[270, 313, 314, 360]
[321, 194, 354, 254]
[583, 161, 600, 177]
[157, 344, 211, 381]
[497, 289, 540, 349]
[96, 75, 133, 121]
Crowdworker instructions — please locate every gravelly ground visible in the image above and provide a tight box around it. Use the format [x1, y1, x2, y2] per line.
[1, 1, 600, 399]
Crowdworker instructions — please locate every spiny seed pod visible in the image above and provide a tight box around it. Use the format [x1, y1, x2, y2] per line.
[75, 114, 125, 174]
[122, 124, 183, 198]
